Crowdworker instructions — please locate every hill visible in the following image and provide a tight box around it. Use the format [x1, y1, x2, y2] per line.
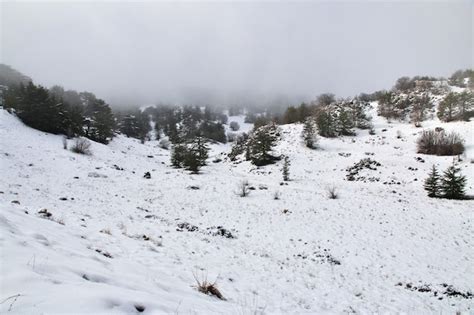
[1, 96, 473, 313]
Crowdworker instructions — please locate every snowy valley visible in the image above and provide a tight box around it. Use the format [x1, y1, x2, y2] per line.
[1, 90, 473, 313]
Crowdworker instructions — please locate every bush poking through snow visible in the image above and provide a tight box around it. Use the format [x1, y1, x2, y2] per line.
[327, 186, 339, 199]
[193, 273, 226, 301]
[273, 191, 281, 200]
[71, 138, 92, 155]
[417, 130, 465, 156]
[237, 180, 251, 197]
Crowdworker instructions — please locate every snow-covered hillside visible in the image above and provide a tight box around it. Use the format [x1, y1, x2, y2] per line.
[1, 106, 473, 314]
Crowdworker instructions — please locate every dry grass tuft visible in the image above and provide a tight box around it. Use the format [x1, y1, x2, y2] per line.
[193, 272, 226, 301]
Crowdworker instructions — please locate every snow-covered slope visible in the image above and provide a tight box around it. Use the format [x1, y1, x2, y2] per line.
[1, 108, 473, 314]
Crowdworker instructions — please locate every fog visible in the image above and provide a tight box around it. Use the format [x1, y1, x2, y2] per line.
[1, 1, 472, 108]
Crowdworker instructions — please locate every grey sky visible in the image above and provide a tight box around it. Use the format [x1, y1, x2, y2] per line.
[1, 1, 472, 107]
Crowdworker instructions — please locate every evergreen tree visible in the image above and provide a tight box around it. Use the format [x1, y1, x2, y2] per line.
[199, 121, 226, 143]
[424, 165, 441, 197]
[7, 82, 67, 134]
[136, 111, 151, 143]
[437, 92, 459, 122]
[337, 108, 355, 136]
[297, 102, 311, 122]
[316, 93, 335, 106]
[247, 124, 280, 166]
[346, 99, 371, 129]
[440, 164, 467, 199]
[191, 135, 209, 166]
[283, 106, 299, 124]
[81, 92, 115, 144]
[170, 136, 209, 173]
[302, 117, 318, 149]
[183, 151, 200, 173]
[315, 107, 337, 138]
[171, 144, 186, 168]
[228, 132, 249, 161]
[410, 93, 433, 125]
[64, 103, 85, 137]
[282, 156, 290, 181]
[120, 114, 138, 138]
[457, 91, 474, 121]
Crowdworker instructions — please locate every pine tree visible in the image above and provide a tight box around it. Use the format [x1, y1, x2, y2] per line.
[424, 165, 440, 198]
[315, 107, 337, 138]
[302, 118, 318, 149]
[171, 136, 209, 173]
[247, 124, 279, 166]
[171, 144, 186, 168]
[440, 164, 467, 199]
[192, 136, 209, 166]
[8, 82, 67, 134]
[282, 156, 290, 181]
[136, 111, 151, 143]
[437, 93, 459, 122]
[82, 93, 114, 144]
[183, 149, 201, 173]
[337, 108, 355, 136]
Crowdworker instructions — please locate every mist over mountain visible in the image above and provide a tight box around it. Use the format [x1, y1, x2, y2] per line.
[1, 1, 472, 107]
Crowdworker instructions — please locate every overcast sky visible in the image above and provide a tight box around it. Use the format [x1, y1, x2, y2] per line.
[1, 1, 472, 107]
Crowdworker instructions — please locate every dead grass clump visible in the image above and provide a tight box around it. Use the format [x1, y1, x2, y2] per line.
[193, 272, 226, 301]
[327, 185, 339, 199]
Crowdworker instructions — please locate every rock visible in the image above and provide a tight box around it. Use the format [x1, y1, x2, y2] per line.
[134, 304, 145, 313]
[88, 172, 108, 178]
[177, 222, 199, 232]
[38, 208, 52, 218]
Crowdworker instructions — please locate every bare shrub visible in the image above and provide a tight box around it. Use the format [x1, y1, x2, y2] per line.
[327, 185, 338, 199]
[193, 272, 226, 300]
[237, 180, 250, 197]
[417, 130, 465, 156]
[273, 191, 281, 200]
[71, 138, 92, 155]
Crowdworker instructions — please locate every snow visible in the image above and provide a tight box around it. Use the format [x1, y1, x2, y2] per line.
[0, 106, 473, 314]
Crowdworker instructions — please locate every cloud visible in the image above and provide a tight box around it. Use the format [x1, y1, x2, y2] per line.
[1, 1, 471, 107]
